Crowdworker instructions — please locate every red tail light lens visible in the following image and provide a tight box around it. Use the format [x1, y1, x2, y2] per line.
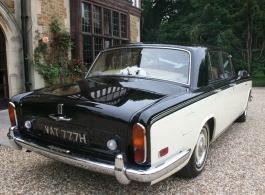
[132, 123, 146, 164]
[8, 102, 17, 126]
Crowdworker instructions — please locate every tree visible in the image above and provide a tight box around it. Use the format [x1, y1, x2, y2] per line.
[141, 0, 183, 41]
[141, 0, 265, 74]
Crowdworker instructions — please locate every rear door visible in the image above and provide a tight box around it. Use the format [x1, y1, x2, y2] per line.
[224, 53, 250, 116]
[208, 51, 234, 135]
[220, 52, 239, 118]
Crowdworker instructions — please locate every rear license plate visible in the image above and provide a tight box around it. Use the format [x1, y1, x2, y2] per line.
[41, 125, 88, 144]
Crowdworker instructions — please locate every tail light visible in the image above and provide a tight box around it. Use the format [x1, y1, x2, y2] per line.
[132, 123, 146, 164]
[8, 102, 17, 126]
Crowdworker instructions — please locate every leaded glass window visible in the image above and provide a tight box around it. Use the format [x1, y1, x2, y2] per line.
[82, 3, 91, 33]
[113, 12, 119, 37]
[113, 40, 120, 46]
[94, 38, 102, 57]
[121, 14, 127, 38]
[83, 36, 92, 66]
[104, 9, 111, 35]
[94, 6, 101, 34]
[74, 2, 130, 69]
[105, 39, 111, 49]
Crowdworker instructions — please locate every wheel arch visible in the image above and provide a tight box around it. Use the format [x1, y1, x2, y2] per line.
[207, 117, 215, 142]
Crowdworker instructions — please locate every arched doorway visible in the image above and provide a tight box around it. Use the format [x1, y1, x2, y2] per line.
[0, 28, 8, 110]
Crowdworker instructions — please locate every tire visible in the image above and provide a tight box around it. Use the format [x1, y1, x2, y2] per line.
[236, 109, 247, 122]
[178, 123, 210, 178]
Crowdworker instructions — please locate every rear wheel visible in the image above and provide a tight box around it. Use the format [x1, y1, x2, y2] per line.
[236, 109, 247, 122]
[179, 123, 210, 178]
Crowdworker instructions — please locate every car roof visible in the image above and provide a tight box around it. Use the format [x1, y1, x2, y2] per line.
[107, 42, 224, 52]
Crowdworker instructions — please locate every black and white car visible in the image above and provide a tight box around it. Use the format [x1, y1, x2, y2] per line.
[8, 44, 252, 185]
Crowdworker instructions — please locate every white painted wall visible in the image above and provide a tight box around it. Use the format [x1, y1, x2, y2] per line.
[132, 0, 141, 8]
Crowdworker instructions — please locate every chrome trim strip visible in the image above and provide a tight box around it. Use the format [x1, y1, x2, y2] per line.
[7, 127, 22, 150]
[213, 89, 222, 93]
[8, 127, 191, 185]
[48, 145, 70, 154]
[48, 114, 72, 121]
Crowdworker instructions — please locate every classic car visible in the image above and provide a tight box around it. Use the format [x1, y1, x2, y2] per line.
[7, 44, 252, 185]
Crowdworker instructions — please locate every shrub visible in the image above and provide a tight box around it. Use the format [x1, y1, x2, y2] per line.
[32, 17, 86, 86]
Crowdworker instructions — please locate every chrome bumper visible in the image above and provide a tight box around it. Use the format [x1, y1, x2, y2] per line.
[8, 126, 191, 185]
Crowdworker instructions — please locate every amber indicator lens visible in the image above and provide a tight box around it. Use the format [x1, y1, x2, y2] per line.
[132, 123, 145, 163]
[8, 102, 16, 126]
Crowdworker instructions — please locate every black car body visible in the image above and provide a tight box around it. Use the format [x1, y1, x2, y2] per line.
[8, 44, 252, 185]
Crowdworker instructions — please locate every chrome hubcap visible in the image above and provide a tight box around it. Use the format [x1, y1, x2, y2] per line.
[195, 126, 208, 168]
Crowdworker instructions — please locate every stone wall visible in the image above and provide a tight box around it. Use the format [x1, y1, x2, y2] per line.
[130, 14, 140, 43]
[1, 0, 14, 13]
[37, 0, 67, 31]
[29, 0, 70, 90]
[0, 1, 25, 96]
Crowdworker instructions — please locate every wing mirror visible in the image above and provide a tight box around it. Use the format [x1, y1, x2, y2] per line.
[237, 70, 248, 80]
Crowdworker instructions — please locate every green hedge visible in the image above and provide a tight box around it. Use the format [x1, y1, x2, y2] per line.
[252, 76, 265, 87]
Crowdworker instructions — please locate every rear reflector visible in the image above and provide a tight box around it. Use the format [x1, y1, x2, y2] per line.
[132, 123, 146, 164]
[8, 102, 17, 126]
[159, 147, 169, 157]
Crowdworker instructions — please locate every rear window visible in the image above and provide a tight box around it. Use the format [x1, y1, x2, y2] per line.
[87, 47, 191, 84]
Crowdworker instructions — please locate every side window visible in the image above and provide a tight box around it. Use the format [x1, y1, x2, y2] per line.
[222, 53, 234, 78]
[208, 52, 222, 81]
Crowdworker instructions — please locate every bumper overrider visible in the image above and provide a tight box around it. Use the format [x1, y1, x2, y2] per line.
[8, 126, 191, 185]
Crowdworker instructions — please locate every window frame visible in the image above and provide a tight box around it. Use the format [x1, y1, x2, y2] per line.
[208, 51, 223, 81]
[79, 1, 129, 67]
[70, 0, 142, 69]
[86, 46, 192, 86]
[220, 52, 235, 78]
[93, 5, 102, 35]
[103, 8, 111, 36]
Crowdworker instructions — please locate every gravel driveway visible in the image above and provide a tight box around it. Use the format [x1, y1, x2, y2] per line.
[0, 87, 264, 195]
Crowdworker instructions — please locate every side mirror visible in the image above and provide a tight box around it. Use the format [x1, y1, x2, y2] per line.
[238, 70, 248, 77]
[237, 70, 248, 80]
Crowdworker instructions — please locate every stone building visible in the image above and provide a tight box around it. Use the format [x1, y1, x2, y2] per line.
[0, 0, 141, 110]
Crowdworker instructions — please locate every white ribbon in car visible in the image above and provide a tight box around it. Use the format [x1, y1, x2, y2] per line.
[119, 66, 147, 76]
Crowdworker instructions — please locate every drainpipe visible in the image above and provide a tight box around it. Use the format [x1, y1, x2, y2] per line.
[21, 0, 31, 92]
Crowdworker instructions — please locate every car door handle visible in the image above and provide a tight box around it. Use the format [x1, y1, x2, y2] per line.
[49, 114, 72, 121]
[214, 89, 222, 93]
[230, 83, 236, 87]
